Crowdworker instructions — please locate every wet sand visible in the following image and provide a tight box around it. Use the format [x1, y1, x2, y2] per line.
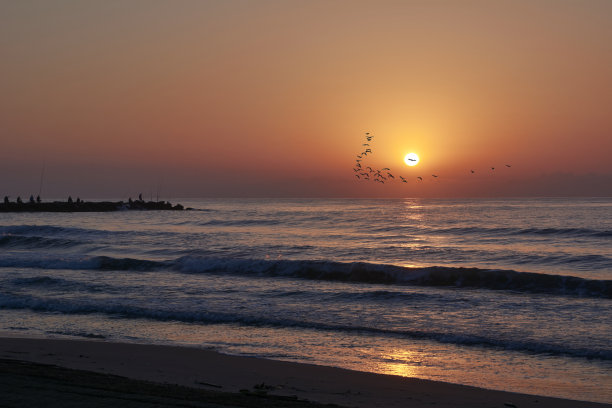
[0, 337, 609, 408]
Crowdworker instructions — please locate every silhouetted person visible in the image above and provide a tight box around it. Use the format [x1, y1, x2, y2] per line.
[68, 196, 73, 204]
[138, 193, 143, 201]
[29, 195, 35, 203]
[17, 196, 23, 204]
[76, 197, 81, 204]
[3, 196, 8, 205]
[36, 195, 41, 203]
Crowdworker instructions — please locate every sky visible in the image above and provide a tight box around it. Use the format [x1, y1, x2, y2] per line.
[1, 0, 611, 198]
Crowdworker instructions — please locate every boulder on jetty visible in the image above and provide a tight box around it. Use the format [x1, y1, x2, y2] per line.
[0, 200, 185, 213]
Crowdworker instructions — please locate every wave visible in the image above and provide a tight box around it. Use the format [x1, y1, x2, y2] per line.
[0, 225, 87, 235]
[176, 258, 612, 298]
[46, 330, 106, 339]
[0, 234, 81, 249]
[0, 224, 147, 240]
[0, 255, 165, 272]
[197, 218, 283, 227]
[400, 225, 612, 239]
[1, 255, 610, 298]
[8, 276, 119, 293]
[0, 292, 609, 361]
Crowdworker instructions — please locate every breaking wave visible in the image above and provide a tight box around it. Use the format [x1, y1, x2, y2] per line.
[2, 255, 610, 298]
[0, 292, 609, 361]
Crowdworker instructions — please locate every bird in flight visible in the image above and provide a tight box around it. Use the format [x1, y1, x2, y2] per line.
[352, 131, 514, 188]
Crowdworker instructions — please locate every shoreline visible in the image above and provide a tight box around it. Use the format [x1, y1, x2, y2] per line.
[0, 336, 608, 408]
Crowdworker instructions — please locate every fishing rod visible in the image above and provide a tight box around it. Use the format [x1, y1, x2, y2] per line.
[38, 161, 45, 197]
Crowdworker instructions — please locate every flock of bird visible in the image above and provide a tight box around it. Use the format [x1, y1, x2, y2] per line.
[353, 132, 512, 184]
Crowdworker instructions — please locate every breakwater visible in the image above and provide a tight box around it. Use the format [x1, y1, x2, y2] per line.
[0, 200, 184, 212]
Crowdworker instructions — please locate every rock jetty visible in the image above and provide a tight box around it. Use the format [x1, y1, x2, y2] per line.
[0, 199, 185, 213]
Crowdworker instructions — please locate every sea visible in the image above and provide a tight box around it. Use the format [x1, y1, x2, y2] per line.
[1, 198, 610, 403]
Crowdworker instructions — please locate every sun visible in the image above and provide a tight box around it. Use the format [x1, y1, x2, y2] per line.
[404, 153, 419, 166]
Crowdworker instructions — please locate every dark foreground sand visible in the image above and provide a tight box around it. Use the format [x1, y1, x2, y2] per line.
[0, 337, 609, 408]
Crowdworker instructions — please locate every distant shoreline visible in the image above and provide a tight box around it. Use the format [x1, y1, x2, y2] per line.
[0, 200, 186, 212]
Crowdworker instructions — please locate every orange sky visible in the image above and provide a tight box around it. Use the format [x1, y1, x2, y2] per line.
[1, 0, 611, 198]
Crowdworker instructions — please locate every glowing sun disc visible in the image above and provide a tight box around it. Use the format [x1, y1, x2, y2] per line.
[404, 153, 419, 166]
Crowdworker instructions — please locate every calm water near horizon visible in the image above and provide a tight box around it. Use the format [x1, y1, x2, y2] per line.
[1, 198, 611, 403]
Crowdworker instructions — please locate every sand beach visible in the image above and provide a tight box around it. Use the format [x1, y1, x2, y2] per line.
[0, 336, 608, 408]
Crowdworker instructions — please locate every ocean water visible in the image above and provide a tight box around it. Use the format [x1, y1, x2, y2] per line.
[0, 198, 611, 403]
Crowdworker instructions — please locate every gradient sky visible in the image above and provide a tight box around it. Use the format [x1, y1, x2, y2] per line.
[1, 0, 611, 198]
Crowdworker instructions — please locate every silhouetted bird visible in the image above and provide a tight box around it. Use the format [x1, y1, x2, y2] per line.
[470, 170, 475, 174]
[432, 174, 438, 178]
[505, 164, 511, 168]
[417, 177, 423, 181]
[491, 167, 495, 171]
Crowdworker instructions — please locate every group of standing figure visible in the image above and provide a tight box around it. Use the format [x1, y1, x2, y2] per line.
[3, 195, 41, 205]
